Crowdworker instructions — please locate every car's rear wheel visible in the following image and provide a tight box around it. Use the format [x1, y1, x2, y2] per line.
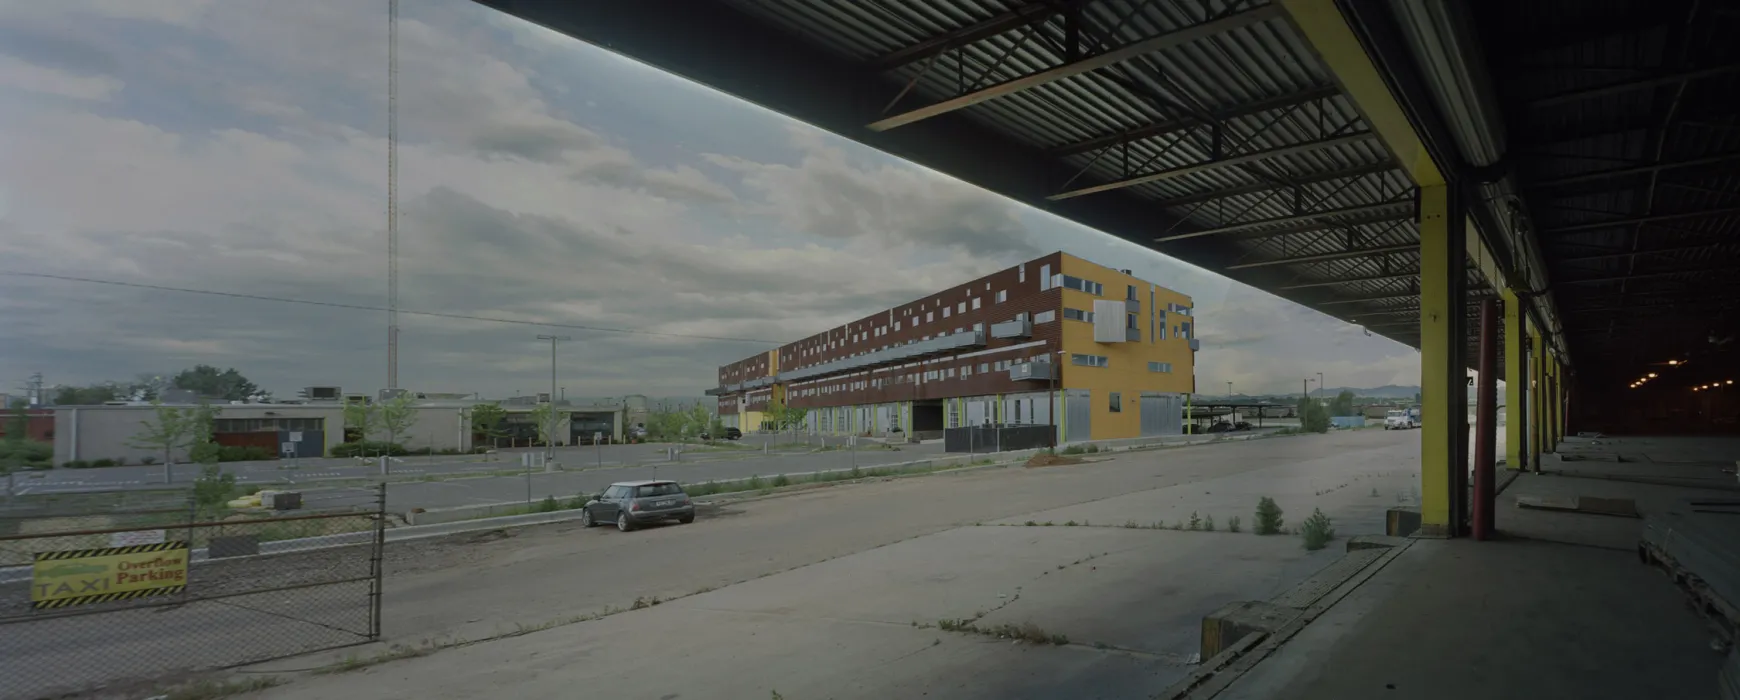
[679, 514, 695, 524]
[617, 512, 635, 532]
[580, 508, 594, 527]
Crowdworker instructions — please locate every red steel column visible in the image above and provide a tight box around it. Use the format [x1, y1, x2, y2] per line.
[1473, 298, 1499, 540]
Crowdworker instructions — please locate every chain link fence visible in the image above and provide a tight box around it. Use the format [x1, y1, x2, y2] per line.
[0, 486, 384, 700]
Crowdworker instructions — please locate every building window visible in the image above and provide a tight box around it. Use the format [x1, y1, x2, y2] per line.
[1039, 264, 1051, 289]
[1062, 308, 1095, 322]
[1181, 322, 1193, 338]
[1034, 310, 1056, 324]
[961, 365, 972, 377]
[926, 312, 934, 323]
[995, 290, 1008, 303]
[1127, 313, 1138, 329]
[972, 298, 982, 310]
[1059, 275, 1103, 295]
[957, 302, 966, 313]
[1071, 354, 1109, 368]
[1109, 392, 1122, 413]
[1019, 263, 1026, 283]
[979, 362, 990, 373]
[1127, 285, 1137, 301]
[1148, 362, 1173, 373]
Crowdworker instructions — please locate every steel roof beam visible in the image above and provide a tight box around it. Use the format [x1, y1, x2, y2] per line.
[1050, 132, 1375, 200]
[1276, 271, 1420, 290]
[1530, 151, 1740, 189]
[1157, 163, 1395, 208]
[1158, 200, 1413, 242]
[1539, 206, 1740, 235]
[1559, 266, 1734, 285]
[866, 5, 1281, 132]
[1224, 243, 1416, 271]
[1527, 62, 1740, 109]
[1557, 242, 1731, 263]
[1317, 292, 1419, 306]
[866, 2, 1071, 71]
[1051, 86, 1340, 156]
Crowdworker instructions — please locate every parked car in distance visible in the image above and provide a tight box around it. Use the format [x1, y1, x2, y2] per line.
[580, 480, 696, 532]
[1385, 410, 1418, 430]
[698, 427, 743, 440]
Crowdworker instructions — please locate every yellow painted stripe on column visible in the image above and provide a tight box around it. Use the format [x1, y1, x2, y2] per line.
[1503, 289, 1525, 469]
[1280, 0, 1443, 187]
[1418, 183, 1453, 535]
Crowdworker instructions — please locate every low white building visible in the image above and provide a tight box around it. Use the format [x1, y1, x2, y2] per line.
[54, 403, 346, 466]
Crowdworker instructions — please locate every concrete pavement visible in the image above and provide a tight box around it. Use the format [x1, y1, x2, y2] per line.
[231, 428, 1421, 700]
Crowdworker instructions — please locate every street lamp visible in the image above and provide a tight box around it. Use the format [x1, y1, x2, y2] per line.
[1316, 372, 1324, 399]
[536, 334, 571, 470]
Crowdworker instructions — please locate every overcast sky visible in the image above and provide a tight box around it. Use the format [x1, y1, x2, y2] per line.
[0, 0, 1422, 400]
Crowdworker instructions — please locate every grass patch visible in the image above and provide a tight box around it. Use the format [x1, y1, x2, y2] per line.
[1300, 508, 1335, 550]
[1255, 496, 1285, 535]
[934, 619, 1068, 646]
[1026, 452, 1084, 468]
[162, 676, 285, 700]
[313, 640, 443, 675]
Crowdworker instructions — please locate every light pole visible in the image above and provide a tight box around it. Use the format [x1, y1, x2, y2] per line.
[1226, 381, 1233, 399]
[1316, 372, 1324, 400]
[537, 334, 570, 471]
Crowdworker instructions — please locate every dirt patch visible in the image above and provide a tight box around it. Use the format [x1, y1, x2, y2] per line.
[1025, 453, 1085, 468]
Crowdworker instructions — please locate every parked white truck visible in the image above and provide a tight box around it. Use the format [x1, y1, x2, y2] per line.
[1385, 409, 1419, 430]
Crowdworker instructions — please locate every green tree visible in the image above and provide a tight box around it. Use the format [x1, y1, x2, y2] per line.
[191, 464, 237, 518]
[470, 403, 509, 447]
[529, 403, 570, 447]
[171, 365, 260, 401]
[1296, 396, 1330, 433]
[380, 394, 420, 447]
[54, 384, 119, 405]
[128, 401, 220, 481]
[344, 401, 382, 442]
[1329, 390, 1356, 418]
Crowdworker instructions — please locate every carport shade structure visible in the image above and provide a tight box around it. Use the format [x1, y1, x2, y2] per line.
[470, 0, 1740, 531]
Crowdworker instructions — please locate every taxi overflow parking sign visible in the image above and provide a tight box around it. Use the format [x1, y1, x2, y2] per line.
[31, 541, 189, 609]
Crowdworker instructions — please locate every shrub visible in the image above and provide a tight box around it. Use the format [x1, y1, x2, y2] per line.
[566, 493, 589, 510]
[139, 455, 158, 465]
[62, 460, 91, 469]
[1060, 445, 1086, 455]
[538, 495, 560, 513]
[1255, 497, 1284, 535]
[1203, 514, 1215, 531]
[771, 474, 790, 487]
[90, 458, 118, 468]
[1085, 444, 1100, 453]
[1187, 512, 1202, 530]
[1301, 508, 1335, 550]
[331, 441, 408, 458]
[217, 445, 275, 462]
[1227, 515, 1242, 533]
[1, 441, 53, 465]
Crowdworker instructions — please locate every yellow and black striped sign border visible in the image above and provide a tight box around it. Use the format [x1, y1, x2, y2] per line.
[34, 540, 189, 561]
[31, 585, 185, 609]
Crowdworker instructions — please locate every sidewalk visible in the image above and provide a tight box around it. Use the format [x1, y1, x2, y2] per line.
[1203, 436, 1739, 700]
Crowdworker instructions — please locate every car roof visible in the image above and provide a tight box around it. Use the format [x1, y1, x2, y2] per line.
[611, 480, 678, 487]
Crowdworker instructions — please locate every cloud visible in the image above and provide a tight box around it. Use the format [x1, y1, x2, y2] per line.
[0, 0, 1417, 401]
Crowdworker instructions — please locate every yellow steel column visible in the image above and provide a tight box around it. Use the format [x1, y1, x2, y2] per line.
[1530, 330, 1544, 467]
[1503, 290, 1525, 469]
[1418, 183, 1463, 537]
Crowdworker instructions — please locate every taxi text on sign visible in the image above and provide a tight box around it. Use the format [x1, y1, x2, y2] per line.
[31, 541, 189, 609]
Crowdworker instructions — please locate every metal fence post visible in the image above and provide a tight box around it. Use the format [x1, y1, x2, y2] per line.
[370, 481, 386, 640]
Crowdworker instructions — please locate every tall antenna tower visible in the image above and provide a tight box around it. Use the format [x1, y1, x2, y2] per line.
[386, 0, 400, 392]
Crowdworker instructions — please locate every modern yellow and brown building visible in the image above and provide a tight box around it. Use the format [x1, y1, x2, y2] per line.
[709, 252, 1196, 443]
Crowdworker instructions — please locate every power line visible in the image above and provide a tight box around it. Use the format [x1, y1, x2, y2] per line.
[2, 271, 786, 345]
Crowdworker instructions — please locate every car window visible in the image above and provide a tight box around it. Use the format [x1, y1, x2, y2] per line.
[605, 486, 626, 499]
[635, 483, 683, 498]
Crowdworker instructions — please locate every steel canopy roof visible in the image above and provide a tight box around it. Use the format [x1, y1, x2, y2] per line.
[475, 0, 1506, 357]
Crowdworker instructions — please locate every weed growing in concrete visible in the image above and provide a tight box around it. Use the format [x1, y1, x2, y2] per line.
[565, 493, 588, 510]
[630, 596, 662, 610]
[771, 691, 785, 700]
[1227, 515, 1242, 533]
[1370, 487, 1380, 497]
[1203, 514, 1215, 531]
[1168, 520, 1184, 530]
[748, 475, 764, 490]
[1026, 520, 1038, 526]
[772, 474, 791, 487]
[1187, 512, 1202, 530]
[537, 495, 560, 513]
[1065, 520, 1078, 527]
[313, 640, 442, 675]
[1044, 521, 1055, 526]
[1301, 508, 1335, 550]
[1255, 497, 1285, 535]
[162, 676, 285, 700]
[1124, 520, 1140, 529]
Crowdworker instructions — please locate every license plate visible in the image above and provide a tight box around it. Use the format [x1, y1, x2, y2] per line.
[654, 500, 674, 507]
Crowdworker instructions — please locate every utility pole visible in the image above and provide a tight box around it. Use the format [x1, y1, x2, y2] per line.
[537, 335, 570, 470]
[1316, 372, 1325, 401]
[386, 0, 400, 393]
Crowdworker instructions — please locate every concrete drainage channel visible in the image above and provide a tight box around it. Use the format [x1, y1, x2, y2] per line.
[1160, 535, 1415, 700]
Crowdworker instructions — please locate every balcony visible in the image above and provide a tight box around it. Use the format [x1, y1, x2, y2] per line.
[990, 318, 1031, 339]
[1125, 298, 1139, 313]
[1126, 327, 1142, 342]
[1009, 358, 1055, 381]
[1189, 339, 1201, 352]
[779, 330, 987, 383]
